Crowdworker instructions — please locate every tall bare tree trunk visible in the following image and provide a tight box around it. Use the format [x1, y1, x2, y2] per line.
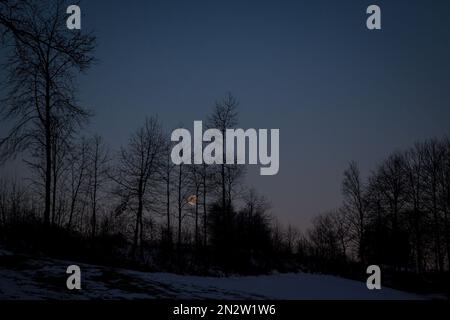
[203, 163, 207, 247]
[51, 143, 57, 225]
[132, 191, 143, 258]
[68, 160, 85, 229]
[432, 184, 443, 272]
[44, 75, 52, 227]
[195, 186, 199, 247]
[139, 207, 144, 258]
[91, 170, 97, 239]
[177, 164, 182, 250]
[132, 211, 139, 258]
[166, 163, 171, 245]
[0, 1, 95, 229]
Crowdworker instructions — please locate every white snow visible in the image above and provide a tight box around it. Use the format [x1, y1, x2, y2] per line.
[0, 251, 424, 300]
[122, 272, 423, 300]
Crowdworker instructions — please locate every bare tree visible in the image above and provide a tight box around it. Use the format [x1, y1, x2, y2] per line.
[422, 139, 445, 271]
[403, 143, 426, 272]
[285, 224, 300, 254]
[0, 178, 8, 227]
[308, 213, 341, 262]
[113, 117, 164, 257]
[226, 164, 246, 211]
[332, 209, 351, 259]
[188, 164, 203, 247]
[176, 161, 191, 251]
[441, 138, 450, 269]
[159, 138, 176, 246]
[67, 138, 89, 229]
[0, 0, 95, 226]
[242, 187, 271, 219]
[201, 162, 210, 247]
[342, 161, 367, 262]
[87, 135, 109, 239]
[50, 119, 73, 226]
[207, 93, 238, 213]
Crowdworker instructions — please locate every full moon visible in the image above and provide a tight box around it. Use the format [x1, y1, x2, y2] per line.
[187, 195, 197, 206]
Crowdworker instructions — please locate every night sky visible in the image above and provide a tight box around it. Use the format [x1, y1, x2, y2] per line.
[2, 0, 450, 229]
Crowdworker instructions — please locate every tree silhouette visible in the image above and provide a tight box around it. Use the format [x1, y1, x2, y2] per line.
[0, 0, 95, 226]
[113, 117, 164, 258]
[342, 161, 367, 262]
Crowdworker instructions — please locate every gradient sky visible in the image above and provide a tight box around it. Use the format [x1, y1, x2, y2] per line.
[2, 0, 450, 230]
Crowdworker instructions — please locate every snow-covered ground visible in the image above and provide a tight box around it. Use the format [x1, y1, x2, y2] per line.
[0, 248, 424, 300]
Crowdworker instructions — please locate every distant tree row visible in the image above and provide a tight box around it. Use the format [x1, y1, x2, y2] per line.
[2, 1, 450, 286]
[0, 97, 283, 274]
[299, 137, 450, 275]
[0, 2, 279, 274]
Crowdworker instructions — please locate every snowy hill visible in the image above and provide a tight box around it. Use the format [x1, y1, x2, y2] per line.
[0, 248, 423, 300]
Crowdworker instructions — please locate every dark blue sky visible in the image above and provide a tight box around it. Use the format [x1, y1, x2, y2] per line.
[3, 0, 450, 229]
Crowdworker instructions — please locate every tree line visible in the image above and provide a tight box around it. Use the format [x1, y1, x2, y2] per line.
[1, 1, 450, 287]
[0, 1, 281, 274]
[300, 138, 450, 276]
